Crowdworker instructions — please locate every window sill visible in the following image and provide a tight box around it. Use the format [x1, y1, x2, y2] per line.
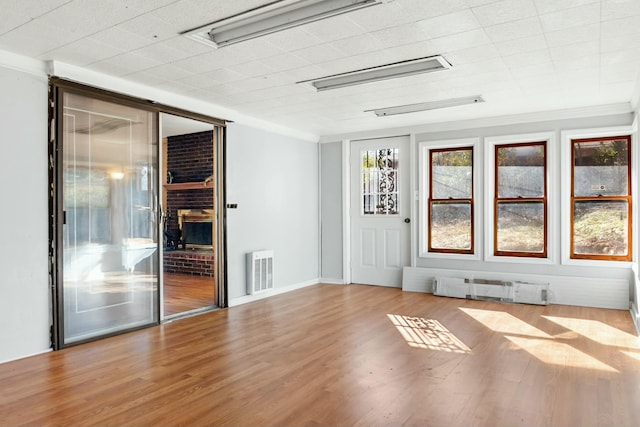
[419, 251, 481, 261]
[485, 254, 555, 265]
[561, 257, 632, 269]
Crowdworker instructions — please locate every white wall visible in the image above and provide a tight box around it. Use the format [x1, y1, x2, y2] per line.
[0, 51, 635, 363]
[226, 123, 320, 301]
[0, 65, 50, 363]
[320, 113, 638, 306]
[320, 142, 343, 281]
[0, 54, 322, 362]
[413, 114, 634, 281]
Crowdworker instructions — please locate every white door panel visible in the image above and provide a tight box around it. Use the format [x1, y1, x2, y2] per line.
[350, 137, 410, 287]
[384, 229, 402, 269]
[360, 228, 376, 267]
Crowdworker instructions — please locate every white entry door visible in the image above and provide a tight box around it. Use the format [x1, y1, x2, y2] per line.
[350, 136, 411, 287]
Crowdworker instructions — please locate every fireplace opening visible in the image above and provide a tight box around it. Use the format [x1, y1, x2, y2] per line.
[177, 209, 214, 250]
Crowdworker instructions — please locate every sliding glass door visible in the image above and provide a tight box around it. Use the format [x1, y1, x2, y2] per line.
[55, 89, 159, 346]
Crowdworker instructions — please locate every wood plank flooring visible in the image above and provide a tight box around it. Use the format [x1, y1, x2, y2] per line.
[163, 272, 216, 317]
[1, 284, 639, 427]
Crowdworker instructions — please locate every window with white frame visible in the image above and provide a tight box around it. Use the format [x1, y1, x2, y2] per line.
[561, 127, 634, 265]
[570, 135, 632, 261]
[419, 138, 479, 259]
[484, 132, 555, 263]
[428, 146, 474, 254]
[494, 142, 547, 258]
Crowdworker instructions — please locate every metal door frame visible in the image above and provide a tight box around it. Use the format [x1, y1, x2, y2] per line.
[48, 78, 228, 349]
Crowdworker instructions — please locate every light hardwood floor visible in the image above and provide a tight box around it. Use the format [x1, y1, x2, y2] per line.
[1, 284, 639, 426]
[163, 272, 216, 316]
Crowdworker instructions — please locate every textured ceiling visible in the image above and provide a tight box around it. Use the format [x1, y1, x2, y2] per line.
[1, 0, 639, 137]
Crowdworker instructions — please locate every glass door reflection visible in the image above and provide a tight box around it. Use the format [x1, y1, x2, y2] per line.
[61, 92, 158, 344]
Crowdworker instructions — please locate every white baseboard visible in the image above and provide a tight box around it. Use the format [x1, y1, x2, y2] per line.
[0, 347, 52, 365]
[631, 264, 640, 336]
[632, 303, 640, 336]
[402, 266, 630, 310]
[229, 278, 320, 307]
[320, 278, 347, 285]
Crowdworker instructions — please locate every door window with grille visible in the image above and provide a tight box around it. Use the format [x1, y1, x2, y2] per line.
[361, 148, 399, 215]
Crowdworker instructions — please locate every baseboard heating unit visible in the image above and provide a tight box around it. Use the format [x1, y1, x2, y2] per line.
[433, 277, 549, 305]
[247, 250, 274, 295]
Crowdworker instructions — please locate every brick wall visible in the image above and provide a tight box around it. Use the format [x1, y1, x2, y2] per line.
[163, 251, 214, 277]
[165, 130, 214, 277]
[167, 130, 214, 182]
[165, 130, 214, 232]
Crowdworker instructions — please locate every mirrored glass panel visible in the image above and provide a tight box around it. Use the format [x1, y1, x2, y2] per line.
[62, 92, 158, 344]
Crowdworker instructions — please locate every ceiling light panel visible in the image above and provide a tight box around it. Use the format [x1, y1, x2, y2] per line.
[182, 0, 382, 48]
[300, 55, 452, 91]
[366, 95, 485, 116]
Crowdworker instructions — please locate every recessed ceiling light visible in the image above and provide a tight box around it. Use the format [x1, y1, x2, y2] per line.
[366, 95, 485, 116]
[298, 56, 452, 91]
[182, 0, 383, 48]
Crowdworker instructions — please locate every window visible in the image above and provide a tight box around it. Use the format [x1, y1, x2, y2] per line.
[428, 147, 473, 253]
[494, 142, 547, 257]
[420, 138, 479, 259]
[361, 148, 399, 215]
[570, 135, 631, 261]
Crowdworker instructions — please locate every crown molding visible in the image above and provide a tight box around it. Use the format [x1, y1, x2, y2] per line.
[631, 73, 640, 114]
[48, 61, 318, 143]
[318, 102, 633, 143]
[0, 49, 48, 77]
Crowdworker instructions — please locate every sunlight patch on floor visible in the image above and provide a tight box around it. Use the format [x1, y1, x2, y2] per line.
[621, 350, 640, 361]
[387, 314, 471, 353]
[505, 336, 618, 372]
[543, 316, 639, 348]
[459, 307, 552, 338]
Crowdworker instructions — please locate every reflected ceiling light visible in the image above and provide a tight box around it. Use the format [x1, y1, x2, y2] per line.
[366, 95, 485, 116]
[299, 55, 452, 91]
[182, 0, 382, 48]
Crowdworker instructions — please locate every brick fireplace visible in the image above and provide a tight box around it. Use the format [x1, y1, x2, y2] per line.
[163, 130, 215, 277]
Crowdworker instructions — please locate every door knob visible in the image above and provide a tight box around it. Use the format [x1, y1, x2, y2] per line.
[404, 218, 410, 223]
